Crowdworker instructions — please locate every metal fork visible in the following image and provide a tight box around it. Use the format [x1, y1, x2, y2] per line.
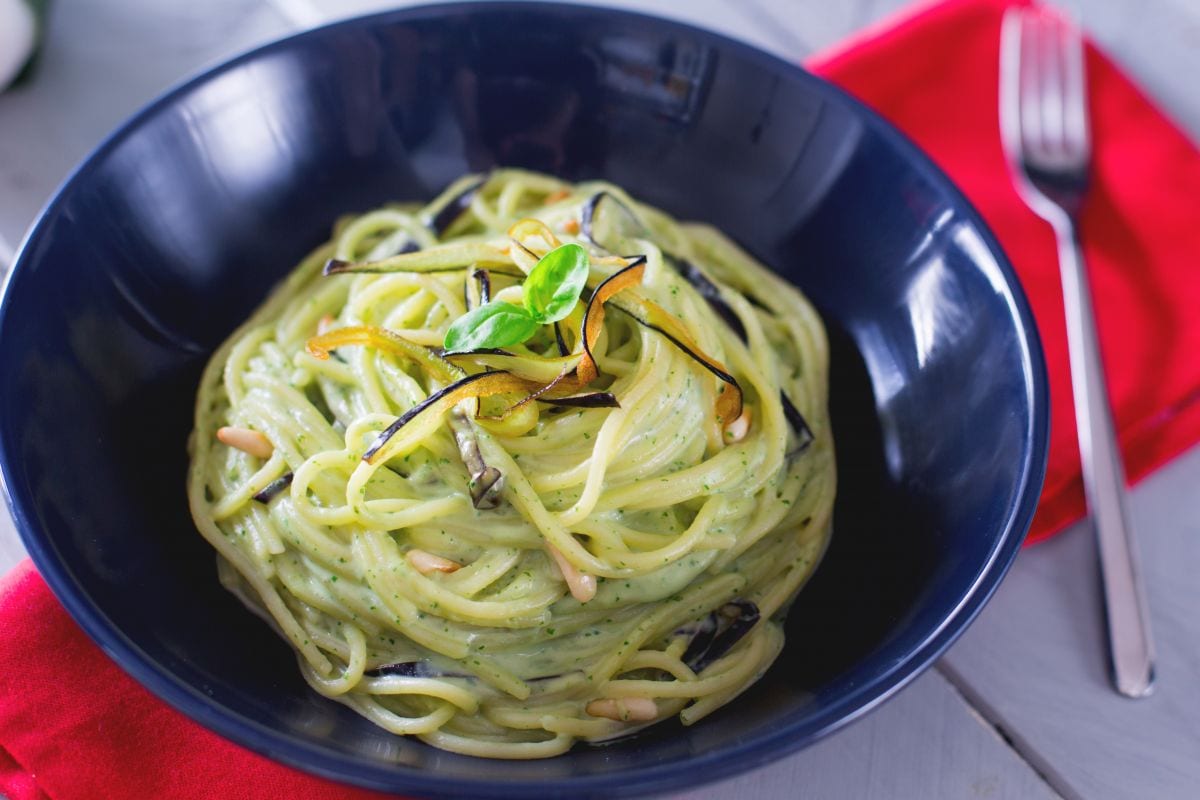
[1000, 6, 1155, 698]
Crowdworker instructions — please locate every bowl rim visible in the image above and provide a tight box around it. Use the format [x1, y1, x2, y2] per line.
[0, 2, 1050, 797]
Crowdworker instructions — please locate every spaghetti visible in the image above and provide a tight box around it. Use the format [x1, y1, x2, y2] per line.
[187, 170, 834, 758]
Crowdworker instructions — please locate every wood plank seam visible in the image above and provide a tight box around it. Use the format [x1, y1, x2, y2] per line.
[936, 661, 1077, 800]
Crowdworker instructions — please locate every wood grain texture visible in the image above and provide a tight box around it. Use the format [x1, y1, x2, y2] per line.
[0, 0, 291, 246]
[674, 670, 1059, 800]
[940, 444, 1200, 800]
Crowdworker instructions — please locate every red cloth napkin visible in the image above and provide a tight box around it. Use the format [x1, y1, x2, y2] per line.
[809, 0, 1200, 543]
[6, 1, 1200, 798]
[0, 561, 397, 800]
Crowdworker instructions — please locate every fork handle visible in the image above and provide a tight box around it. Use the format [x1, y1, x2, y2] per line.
[1055, 219, 1156, 698]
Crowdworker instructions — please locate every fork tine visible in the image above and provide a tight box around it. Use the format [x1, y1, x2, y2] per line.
[1038, 11, 1066, 159]
[999, 9, 1023, 159]
[1060, 11, 1091, 157]
[1017, 11, 1043, 159]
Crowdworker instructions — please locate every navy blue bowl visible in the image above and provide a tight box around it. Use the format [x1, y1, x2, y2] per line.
[0, 3, 1048, 797]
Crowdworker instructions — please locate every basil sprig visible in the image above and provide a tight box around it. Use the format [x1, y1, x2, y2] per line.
[443, 301, 540, 351]
[444, 243, 589, 353]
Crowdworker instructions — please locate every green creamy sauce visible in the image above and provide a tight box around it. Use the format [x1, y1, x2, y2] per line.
[192, 170, 834, 757]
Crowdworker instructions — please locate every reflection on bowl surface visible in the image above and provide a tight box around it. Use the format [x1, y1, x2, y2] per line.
[0, 3, 1047, 797]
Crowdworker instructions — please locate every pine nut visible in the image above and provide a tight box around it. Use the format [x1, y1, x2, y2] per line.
[586, 697, 658, 722]
[547, 543, 597, 603]
[406, 549, 462, 575]
[217, 426, 274, 459]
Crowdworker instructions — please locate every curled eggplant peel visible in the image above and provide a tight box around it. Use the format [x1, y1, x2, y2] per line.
[307, 325, 462, 384]
[577, 257, 646, 385]
[367, 661, 470, 679]
[662, 260, 812, 442]
[311, 252, 746, 468]
[252, 472, 294, 504]
[552, 322, 569, 356]
[581, 190, 747, 346]
[307, 326, 514, 504]
[483, 256, 740, 422]
[780, 391, 815, 456]
[473, 269, 492, 305]
[367, 660, 568, 682]
[507, 217, 562, 259]
[579, 190, 642, 254]
[461, 268, 491, 328]
[323, 242, 513, 277]
[609, 293, 743, 425]
[363, 371, 544, 465]
[538, 392, 620, 409]
[581, 191, 810, 441]
[666, 254, 748, 343]
[443, 258, 649, 421]
[344, 261, 649, 456]
[449, 407, 505, 508]
[681, 599, 761, 672]
[506, 215, 632, 268]
[476, 368, 578, 422]
[427, 175, 486, 237]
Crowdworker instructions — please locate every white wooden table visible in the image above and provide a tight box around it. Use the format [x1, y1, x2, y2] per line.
[2, 1, 1198, 798]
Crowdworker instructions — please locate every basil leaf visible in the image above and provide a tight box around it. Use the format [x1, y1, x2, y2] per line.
[444, 302, 540, 353]
[524, 243, 589, 324]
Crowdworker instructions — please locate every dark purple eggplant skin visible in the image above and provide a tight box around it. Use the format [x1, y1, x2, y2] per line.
[578, 257, 647, 373]
[700, 600, 761, 668]
[367, 661, 427, 677]
[578, 191, 603, 246]
[579, 191, 635, 252]
[442, 346, 511, 358]
[323, 258, 354, 276]
[682, 600, 761, 673]
[661, 258, 813, 446]
[252, 472, 294, 504]
[367, 661, 567, 682]
[473, 268, 492, 305]
[367, 661, 470, 679]
[580, 191, 753, 340]
[680, 613, 719, 668]
[467, 464, 504, 510]
[553, 321, 569, 356]
[611, 305, 741, 396]
[780, 392, 815, 455]
[428, 176, 486, 237]
[538, 392, 620, 409]
[363, 372, 498, 462]
[375, 602, 759, 682]
[463, 268, 491, 312]
[668, 255, 748, 343]
[580, 192, 818, 445]
[322, 239, 420, 276]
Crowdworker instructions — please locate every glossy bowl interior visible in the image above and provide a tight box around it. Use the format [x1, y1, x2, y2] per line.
[0, 3, 1048, 797]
